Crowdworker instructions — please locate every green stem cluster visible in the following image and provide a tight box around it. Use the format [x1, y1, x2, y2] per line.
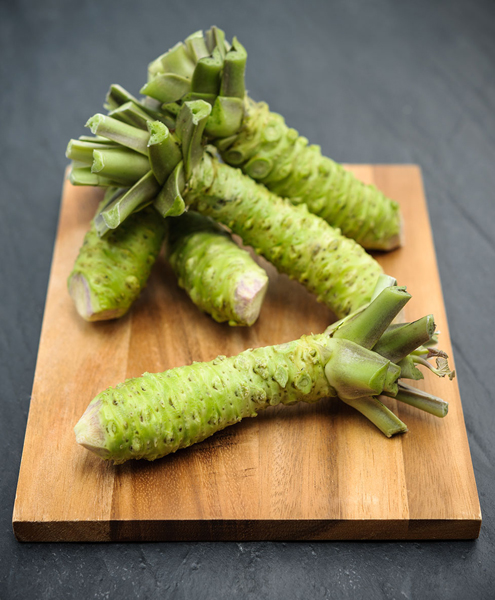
[67, 90, 273, 325]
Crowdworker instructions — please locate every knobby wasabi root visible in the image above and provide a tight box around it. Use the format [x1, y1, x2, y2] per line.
[68, 198, 166, 321]
[75, 334, 335, 463]
[168, 212, 268, 326]
[186, 151, 382, 318]
[142, 27, 402, 250]
[74, 283, 453, 464]
[218, 100, 402, 251]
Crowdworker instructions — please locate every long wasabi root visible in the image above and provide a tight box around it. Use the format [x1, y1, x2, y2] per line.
[75, 282, 453, 463]
[75, 334, 335, 463]
[186, 151, 382, 318]
[219, 100, 402, 251]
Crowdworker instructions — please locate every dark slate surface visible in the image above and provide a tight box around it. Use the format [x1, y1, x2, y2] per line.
[1, 0, 494, 598]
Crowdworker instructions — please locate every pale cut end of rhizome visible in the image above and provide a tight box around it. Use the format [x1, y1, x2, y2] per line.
[74, 399, 111, 459]
[68, 273, 128, 321]
[232, 272, 269, 326]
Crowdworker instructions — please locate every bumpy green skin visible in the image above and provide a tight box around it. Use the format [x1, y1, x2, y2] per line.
[68, 206, 166, 321]
[77, 334, 335, 463]
[168, 212, 268, 326]
[186, 153, 383, 318]
[218, 100, 402, 251]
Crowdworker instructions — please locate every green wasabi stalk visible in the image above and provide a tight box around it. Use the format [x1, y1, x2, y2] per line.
[104, 83, 169, 124]
[384, 382, 449, 418]
[93, 171, 161, 236]
[68, 192, 167, 321]
[91, 148, 151, 184]
[85, 113, 151, 155]
[168, 212, 268, 326]
[66, 139, 119, 163]
[74, 283, 454, 464]
[69, 167, 125, 188]
[142, 28, 402, 250]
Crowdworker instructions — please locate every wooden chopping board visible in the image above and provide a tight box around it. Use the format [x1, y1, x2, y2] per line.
[13, 165, 481, 542]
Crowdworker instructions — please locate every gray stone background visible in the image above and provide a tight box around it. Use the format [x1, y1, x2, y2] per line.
[1, 0, 494, 598]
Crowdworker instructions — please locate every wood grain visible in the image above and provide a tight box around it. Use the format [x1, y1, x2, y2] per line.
[12, 166, 481, 541]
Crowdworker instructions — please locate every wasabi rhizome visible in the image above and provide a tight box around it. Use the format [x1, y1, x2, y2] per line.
[75, 280, 454, 464]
